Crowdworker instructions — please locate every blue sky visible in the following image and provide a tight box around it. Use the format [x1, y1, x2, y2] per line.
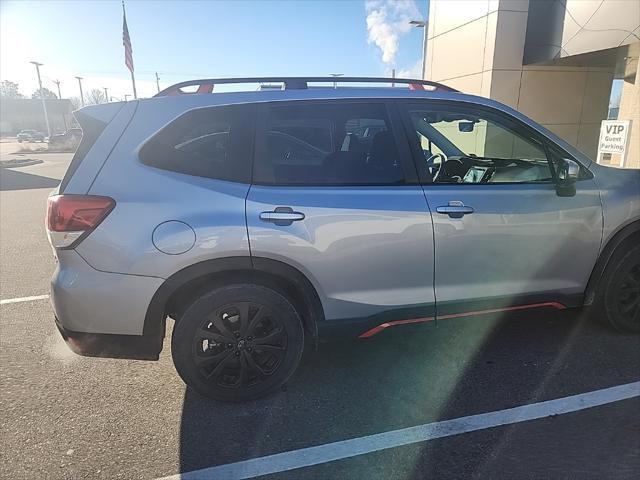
[1, 0, 428, 100]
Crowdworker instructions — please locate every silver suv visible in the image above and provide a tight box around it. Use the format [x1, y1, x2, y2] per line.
[48, 77, 640, 402]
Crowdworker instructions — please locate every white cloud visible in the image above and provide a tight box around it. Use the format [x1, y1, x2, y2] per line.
[397, 58, 423, 79]
[365, 0, 422, 65]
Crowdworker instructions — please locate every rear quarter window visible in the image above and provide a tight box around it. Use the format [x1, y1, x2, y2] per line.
[139, 104, 254, 183]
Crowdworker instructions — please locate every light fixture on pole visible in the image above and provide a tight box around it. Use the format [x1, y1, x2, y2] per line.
[75, 76, 85, 106]
[30, 61, 51, 137]
[409, 20, 428, 79]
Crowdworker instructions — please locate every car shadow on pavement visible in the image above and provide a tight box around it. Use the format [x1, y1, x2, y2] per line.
[0, 167, 60, 191]
[177, 310, 640, 478]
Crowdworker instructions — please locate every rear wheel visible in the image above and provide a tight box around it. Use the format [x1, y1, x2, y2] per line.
[171, 284, 304, 402]
[600, 244, 640, 333]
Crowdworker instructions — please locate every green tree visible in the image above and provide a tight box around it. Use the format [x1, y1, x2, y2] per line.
[31, 87, 58, 99]
[0, 80, 25, 98]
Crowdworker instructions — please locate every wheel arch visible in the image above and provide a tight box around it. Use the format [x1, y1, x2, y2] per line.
[585, 220, 640, 305]
[143, 256, 325, 343]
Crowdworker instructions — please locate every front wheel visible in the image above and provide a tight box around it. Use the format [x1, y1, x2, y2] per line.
[171, 284, 304, 402]
[601, 244, 640, 333]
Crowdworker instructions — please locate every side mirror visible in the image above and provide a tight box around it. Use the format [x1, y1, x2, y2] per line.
[555, 158, 580, 197]
[458, 121, 475, 133]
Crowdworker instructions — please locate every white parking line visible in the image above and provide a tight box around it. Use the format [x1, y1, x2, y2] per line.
[158, 381, 640, 480]
[0, 294, 49, 305]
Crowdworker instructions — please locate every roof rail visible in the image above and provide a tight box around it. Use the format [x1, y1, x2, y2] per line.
[154, 77, 458, 97]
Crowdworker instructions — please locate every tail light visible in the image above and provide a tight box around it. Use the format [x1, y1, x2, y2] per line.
[46, 195, 115, 248]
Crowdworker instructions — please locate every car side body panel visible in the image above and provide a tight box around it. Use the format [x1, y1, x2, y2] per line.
[246, 185, 436, 320]
[423, 181, 603, 305]
[589, 162, 640, 247]
[79, 165, 251, 279]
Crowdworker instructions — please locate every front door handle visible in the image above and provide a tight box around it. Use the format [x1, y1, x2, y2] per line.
[436, 201, 474, 218]
[259, 207, 305, 226]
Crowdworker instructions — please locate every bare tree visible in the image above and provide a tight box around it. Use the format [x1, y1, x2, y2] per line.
[31, 87, 58, 99]
[86, 88, 106, 105]
[0, 80, 25, 98]
[68, 97, 82, 110]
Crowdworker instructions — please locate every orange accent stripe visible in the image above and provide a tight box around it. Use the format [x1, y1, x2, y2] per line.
[358, 316, 435, 338]
[358, 302, 567, 338]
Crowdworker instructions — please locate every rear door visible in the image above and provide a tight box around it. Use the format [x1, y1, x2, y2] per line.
[398, 100, 602, 314]
[246, 100, 435, 323]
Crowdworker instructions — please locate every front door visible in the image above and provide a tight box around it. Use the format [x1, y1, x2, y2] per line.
[246, 100, 435, 323]
[399, 100, 602, 314]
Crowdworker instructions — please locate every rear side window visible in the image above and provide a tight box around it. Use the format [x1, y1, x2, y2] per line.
[140, 104, 254, 183]
[253, 102, 405, 185]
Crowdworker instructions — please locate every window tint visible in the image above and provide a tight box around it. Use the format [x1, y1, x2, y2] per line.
[407, 104, 553, 184]
[140, 105, 253, 183]
[253, 103, 405, 185]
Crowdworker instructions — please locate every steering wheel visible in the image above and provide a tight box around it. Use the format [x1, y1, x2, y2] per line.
[425, 152, 447, 182]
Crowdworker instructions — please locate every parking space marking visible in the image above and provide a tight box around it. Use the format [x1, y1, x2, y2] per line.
[158, 381, 640, 480]
[0, 294, 49, 305]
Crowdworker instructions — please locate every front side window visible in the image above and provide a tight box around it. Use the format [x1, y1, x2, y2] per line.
[406, 103, 554, 184]
[253, 103, 405, 185]
[139, 104, 253, 183]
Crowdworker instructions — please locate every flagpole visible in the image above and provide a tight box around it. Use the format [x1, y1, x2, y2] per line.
[130, 70, 137, 99]
[122, 1, 137, 99]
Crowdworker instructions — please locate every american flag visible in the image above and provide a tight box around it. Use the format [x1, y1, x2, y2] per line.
[122, 5, 134, 73]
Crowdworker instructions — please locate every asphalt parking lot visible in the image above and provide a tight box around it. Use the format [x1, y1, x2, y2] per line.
[1, 139, 639, 480]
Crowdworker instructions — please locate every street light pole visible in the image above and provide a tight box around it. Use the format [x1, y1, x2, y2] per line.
[103, 87, 109, 103]
[155, 72, 161, 93]
[409, 20, 428, 79]
[30, 61, 51, 137]
[329, 73, 343, 89]
[53, 79, 62, 99]
[75, 76, 85, 106]
[53, 79, 68, 130]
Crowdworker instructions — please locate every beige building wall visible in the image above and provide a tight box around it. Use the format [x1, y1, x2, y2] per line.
[424, 0, 615, 162]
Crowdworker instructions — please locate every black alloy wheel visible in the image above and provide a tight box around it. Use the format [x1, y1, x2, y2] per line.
[603, 244, 640, 333]
[172, 284, 304, 402]
[612, 262, 640, 330]
[193, 302, 288, 389]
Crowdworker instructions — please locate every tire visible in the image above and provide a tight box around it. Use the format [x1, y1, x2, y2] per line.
[171, 284, 304, 402]
[599, 244, 640, 333]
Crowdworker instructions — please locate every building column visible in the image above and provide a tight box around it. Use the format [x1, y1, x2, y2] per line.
[616, 57, 640, 168]
[425, 0, 615, 161]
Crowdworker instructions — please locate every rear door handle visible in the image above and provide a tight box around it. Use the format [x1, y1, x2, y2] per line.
[259, 207, 305, 226]
[436, 201, 474, 218]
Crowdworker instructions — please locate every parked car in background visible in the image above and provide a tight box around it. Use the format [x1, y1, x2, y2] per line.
[17, 130, 45, 143]
[47, 77, 640, 403]
[48, 128, 82, 149]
